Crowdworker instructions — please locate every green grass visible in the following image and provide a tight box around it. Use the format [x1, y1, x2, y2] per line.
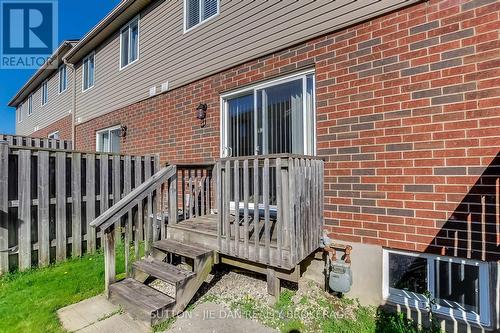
[0, 248, 125, 333]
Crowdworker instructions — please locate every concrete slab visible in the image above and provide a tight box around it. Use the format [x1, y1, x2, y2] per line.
[164, 302, 278, 333]
[78, 314, 148, 333]
[57, 295, 121, 332]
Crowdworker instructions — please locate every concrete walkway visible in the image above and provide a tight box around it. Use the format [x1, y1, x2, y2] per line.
[166, 302, 278, 333]
[58, 296, 277, 333]
[57, 295, 147, 333]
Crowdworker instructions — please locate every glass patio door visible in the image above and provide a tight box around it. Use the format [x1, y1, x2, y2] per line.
[222, 72, 315, 158]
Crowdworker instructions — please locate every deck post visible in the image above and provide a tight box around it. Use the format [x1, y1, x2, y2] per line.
[104, 223, 116, 298]
[168, 169, 178, 225]
[266, 267, 280, 298]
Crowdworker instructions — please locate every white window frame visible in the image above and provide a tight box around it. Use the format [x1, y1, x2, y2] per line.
[17, 104, 22, 123]
[82, 51, 96, 92]
[220, 69, 317, 159]
[183, 0, 220, 33]
[119, 15, 140, 70]
[28, 94, 33, 116]
[48, 131, 59, 139]
[41, 80, 48, 106]
[383, 249, 491, 326]
[58, 64, 67, 94]
[95, 125, 121, 153]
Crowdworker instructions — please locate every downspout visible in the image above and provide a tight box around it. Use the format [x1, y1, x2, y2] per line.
[65, 60, 77, 147]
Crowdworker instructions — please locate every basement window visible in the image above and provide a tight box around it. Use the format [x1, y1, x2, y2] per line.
[120, 16, 139, 69]
[383, 249, 491, 326]
[96, 126, 121, 153]
[184, 0, 219, 32]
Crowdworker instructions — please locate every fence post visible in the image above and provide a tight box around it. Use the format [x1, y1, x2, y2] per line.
[0, 141, 8, 274]
[18, 149, 31, 271]
[38, 151, 50, 267]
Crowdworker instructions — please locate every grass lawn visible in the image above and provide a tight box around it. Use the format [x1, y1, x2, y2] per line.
[0, 249, 124, 333]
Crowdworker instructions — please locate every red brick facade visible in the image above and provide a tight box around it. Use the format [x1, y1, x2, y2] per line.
[76, 0, 500, 260]
[31, 114, 73, 140]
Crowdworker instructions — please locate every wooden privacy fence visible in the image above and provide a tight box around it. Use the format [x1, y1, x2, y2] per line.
[0, 134, 73, 150]
[0, 141, 159, 275]
[216, 154, 324, 270]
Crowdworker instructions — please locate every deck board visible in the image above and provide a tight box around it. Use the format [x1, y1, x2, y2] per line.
[168, 214, 292, 269]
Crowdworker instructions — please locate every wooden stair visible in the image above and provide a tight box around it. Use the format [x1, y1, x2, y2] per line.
[108, 239, 214, 327]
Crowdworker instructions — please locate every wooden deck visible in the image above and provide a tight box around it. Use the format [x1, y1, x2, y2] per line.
[168, 213, 292, 269]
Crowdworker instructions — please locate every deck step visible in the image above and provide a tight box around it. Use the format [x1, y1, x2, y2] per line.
[153, 239, 212, 259]
[109, 278, 175, 325]
[133, 258, 195, 284]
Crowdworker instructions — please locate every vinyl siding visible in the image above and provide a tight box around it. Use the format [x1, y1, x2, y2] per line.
[74, 0, 419, 124]
[16, 67, 73, 136]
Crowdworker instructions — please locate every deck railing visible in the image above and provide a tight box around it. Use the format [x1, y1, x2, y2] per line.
[90, 165, 177, 294]
[216, 154, 324, 270]
[174, 164, 215, 223]
[0, 134, 72, 150]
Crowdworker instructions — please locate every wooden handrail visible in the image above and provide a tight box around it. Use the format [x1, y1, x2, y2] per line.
[91, 165, 177, 231]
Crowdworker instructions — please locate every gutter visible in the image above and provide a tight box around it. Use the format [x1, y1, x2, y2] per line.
[66, 60, 77, 145]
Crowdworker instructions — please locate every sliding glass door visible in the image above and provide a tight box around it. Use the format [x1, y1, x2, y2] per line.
[222, 72, 315, 158]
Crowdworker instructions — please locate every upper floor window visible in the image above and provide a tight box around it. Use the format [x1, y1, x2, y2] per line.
[96, 126, 121, 153]
[120, 16, 139, 69]
[184, 0, 219, 32]
[28, 94, 33, 116]
[82, 52, 95, 91]
[17, 104, 22, 123]
[41, 80, 48, 106]
[384, 249, 491, 326]
[59, 64, 67, 93]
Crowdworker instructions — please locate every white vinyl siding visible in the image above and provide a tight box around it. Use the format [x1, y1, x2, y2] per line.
[28, 94, 33, 116]
[120, 16, 139, 69]
[383, 249, 491, 326]
[59, 65, 67, 93]
[74, 0, 418, 126]
[184, 0, 219, 31]
[82, 52, 95, 91]
[41, 80, 48, 106]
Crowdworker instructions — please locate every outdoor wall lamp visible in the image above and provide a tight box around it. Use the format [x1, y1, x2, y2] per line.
[196, 103, 208, 128]
[119, 125, 128, 138]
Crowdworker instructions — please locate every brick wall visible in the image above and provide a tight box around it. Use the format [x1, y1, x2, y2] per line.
[76, 0, 500, 260]
[31, 114, 73, 140]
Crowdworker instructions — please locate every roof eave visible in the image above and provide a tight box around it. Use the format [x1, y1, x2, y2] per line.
[63, 0, 151, 64]
[8, 40, 79, 107]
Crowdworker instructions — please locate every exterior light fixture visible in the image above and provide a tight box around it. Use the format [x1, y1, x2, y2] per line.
[196, 103, 208, 127]
[119, 125, 128, 138]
